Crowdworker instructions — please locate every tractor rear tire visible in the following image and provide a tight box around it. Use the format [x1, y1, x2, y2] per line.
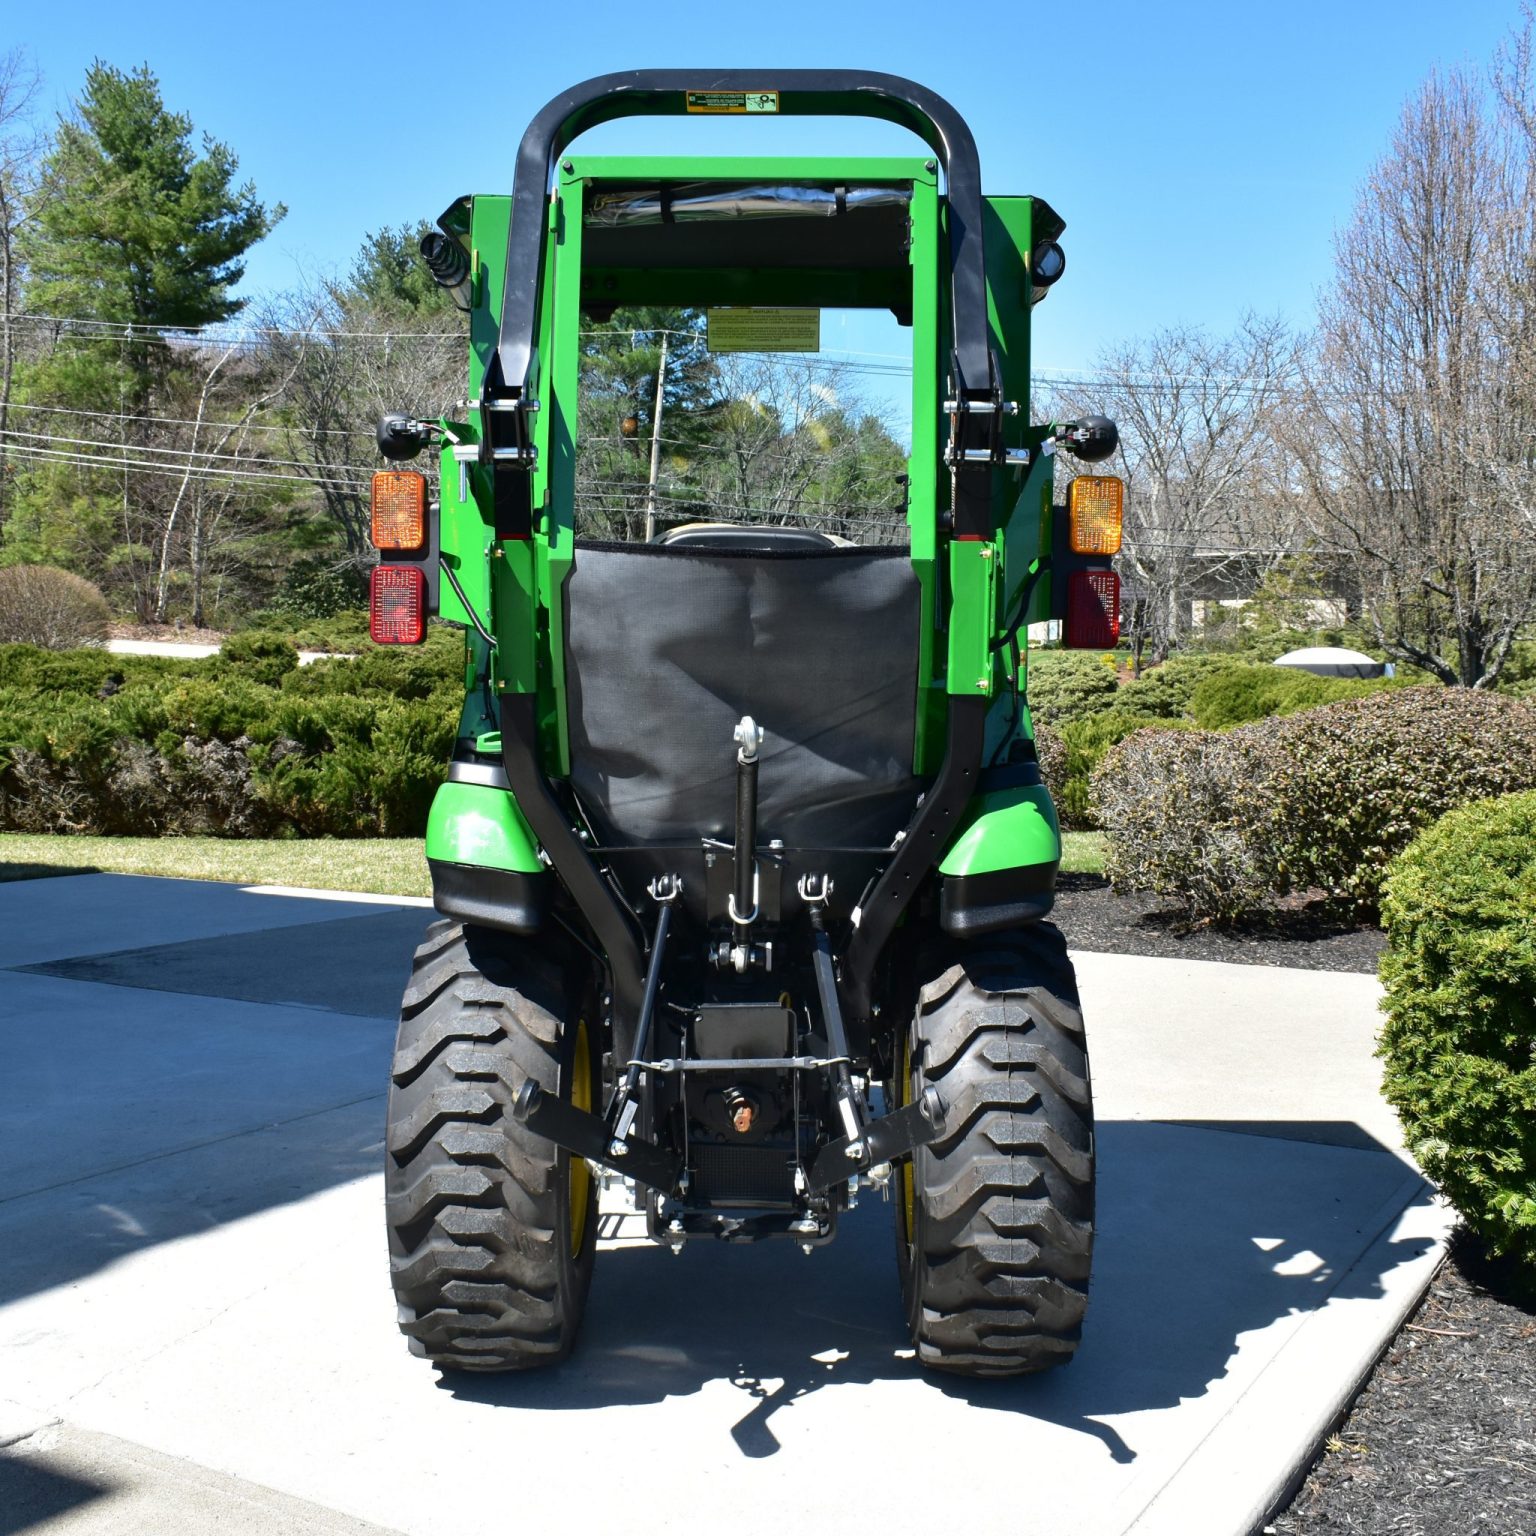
[386, 919, 598, 1371]
[895, 925, 1094, 1376]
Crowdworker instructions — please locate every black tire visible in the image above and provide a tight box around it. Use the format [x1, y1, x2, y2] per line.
[385, 919, 599, 1371]
[894, 924, 1094, 1376]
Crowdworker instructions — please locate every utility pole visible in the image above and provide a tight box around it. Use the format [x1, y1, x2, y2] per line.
[643, 331, 669, 542]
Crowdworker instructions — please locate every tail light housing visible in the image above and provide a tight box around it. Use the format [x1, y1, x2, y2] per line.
[368, 469, 436, 644]
[370, 565, 427, 644]
[1053, 475, 1124, 648]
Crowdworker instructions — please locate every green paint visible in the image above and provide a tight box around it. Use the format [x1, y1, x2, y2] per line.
[435, 427, 492, 633]
[565, 154, 928, 182]
[946, 539, 998, 698]
[938, 783, 1061, 876]
[489, 538, 537, 694]
[468, 196, 510, 402]
[425, 780, 543, 874]
[906, 168, 945, 773]
[542, 169, 587, 777]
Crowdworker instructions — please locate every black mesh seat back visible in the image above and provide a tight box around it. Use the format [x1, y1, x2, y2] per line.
[564, 542, 923, 847]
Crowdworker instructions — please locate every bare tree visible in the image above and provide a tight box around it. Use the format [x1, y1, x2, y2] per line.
[1296, 68, 1536, 687]
[574, 347, 907, 543]
[1048, 316, 1302, 665]
[147, 336, 308, 623]
[1488, 9, 1536, 546]
[0, 49, 43, 534]
[263, 286, 460, 558]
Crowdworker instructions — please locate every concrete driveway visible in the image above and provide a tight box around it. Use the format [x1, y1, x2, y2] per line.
[0, 874, 1450, 1536]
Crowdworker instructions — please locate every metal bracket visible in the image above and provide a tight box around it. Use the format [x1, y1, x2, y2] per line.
[514, 1080, 680, 1193]
[806, 1086, 946, 1191]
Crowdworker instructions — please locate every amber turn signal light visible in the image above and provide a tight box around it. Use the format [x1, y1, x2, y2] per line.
[1067, 475, 1124, 556]
[371, 471, 427, 552]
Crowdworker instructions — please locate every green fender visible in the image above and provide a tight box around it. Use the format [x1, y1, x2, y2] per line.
[424, 779, 542, 874]
[938, 782, 1061, 877]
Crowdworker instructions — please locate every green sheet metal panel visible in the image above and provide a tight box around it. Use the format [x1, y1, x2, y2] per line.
[945, 538, 999, 698]
[937, 782, 1061, 876]
[425, 779, 543, 874]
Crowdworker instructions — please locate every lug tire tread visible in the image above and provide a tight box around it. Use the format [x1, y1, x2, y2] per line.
[899, 923, 1094, 1378]
[386, 919, 594, 1372]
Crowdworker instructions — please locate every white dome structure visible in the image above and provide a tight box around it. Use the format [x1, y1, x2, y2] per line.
[1273, 646, 1386, 679]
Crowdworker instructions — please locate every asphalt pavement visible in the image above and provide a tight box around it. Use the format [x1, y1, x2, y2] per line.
[0, 874, 1452, 1536]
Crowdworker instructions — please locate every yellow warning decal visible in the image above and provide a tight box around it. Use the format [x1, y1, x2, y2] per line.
[686, 90, 780, 115]
[707, 307, 820, 353]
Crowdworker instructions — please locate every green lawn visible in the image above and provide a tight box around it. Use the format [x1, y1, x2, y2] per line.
[1058, 831, 1105, 875]
[0, 829, 1104, 894]
[0, 834, 432, 896]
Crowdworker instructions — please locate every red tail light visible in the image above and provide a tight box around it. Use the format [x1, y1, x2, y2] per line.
[369, 565, 426, 644]
[1065, 569, 1120, 648]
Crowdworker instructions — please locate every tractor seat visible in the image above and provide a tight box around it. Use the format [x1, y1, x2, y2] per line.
[654, 521, 852, 553]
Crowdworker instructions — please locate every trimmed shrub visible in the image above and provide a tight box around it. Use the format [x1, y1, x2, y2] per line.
[0, 565, 111, 649]
[1271, 688, 1536, 910]
[1033, 722, 1067, 807]
[1093, 687, 1536, 919]
[215, 631, 300, 687]
[1379, 792, 1536, 1269]
[1025, 650, 1120, 725]
[0, 630, 463, 838]
[1188, 663, 1402, 729]
[1114, 652, 1237, 719]
[1051, 711, 1194, 830]
[0, 644, 184, 693]
[1093, 721, 1288, 919]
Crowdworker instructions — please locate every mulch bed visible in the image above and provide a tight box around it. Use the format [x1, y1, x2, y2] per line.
[1051, 873, 1387, 975]
[1052, 875, 1533, 1535]
[1267, 1228, 1536, 1536]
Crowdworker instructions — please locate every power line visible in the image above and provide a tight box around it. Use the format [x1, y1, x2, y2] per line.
[0, 441, 368, 493]
[7, 313, 460, 343]
[0, 426, 361, 476]
[3, 400, 374, 439]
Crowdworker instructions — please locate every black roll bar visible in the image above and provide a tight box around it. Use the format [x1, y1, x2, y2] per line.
[484, 70, 995, 420]
[491, 73, 1003, 1037]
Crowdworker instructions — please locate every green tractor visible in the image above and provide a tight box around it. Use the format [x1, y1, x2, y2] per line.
[372, 71, 1122, 1377]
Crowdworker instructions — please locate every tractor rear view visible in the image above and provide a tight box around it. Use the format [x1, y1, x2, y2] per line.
[370, 71, 1122, 1376]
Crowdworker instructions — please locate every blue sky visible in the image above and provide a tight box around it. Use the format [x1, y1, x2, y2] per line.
[9, 0, 1525, 394]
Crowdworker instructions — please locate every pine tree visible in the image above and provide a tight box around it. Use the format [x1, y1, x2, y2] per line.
[24, 61, 282, 336]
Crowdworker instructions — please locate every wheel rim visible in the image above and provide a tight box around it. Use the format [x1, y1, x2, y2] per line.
[569, 1019, 592, 1256]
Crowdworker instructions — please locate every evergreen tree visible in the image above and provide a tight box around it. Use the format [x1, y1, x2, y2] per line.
[346, 222, 456, 316]
[24, 61, 282, 335]
[9, 62, 284, 615]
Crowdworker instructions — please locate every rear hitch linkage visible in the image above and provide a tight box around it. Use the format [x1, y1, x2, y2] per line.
[799, 872, 949, 1190]
[512, 871, 684, 1194]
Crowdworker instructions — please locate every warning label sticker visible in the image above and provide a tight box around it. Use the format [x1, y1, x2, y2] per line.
[706, 307, 821, 353]
[686, 90, 780, 115]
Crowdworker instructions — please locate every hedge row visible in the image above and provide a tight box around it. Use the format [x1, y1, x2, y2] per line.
[1380, 792, 1536, 1271]
[1091, 687, 1536, 920]
[0, 632, 464, 837]
[1027, 651, 1405, 829]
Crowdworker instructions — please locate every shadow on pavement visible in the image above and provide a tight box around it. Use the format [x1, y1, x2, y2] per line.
[0, 1099, 385, 1309]
[0, 863, 97, 884]
[440, 1121, 1435, 1462]
[0, 1445, 115, 1536]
